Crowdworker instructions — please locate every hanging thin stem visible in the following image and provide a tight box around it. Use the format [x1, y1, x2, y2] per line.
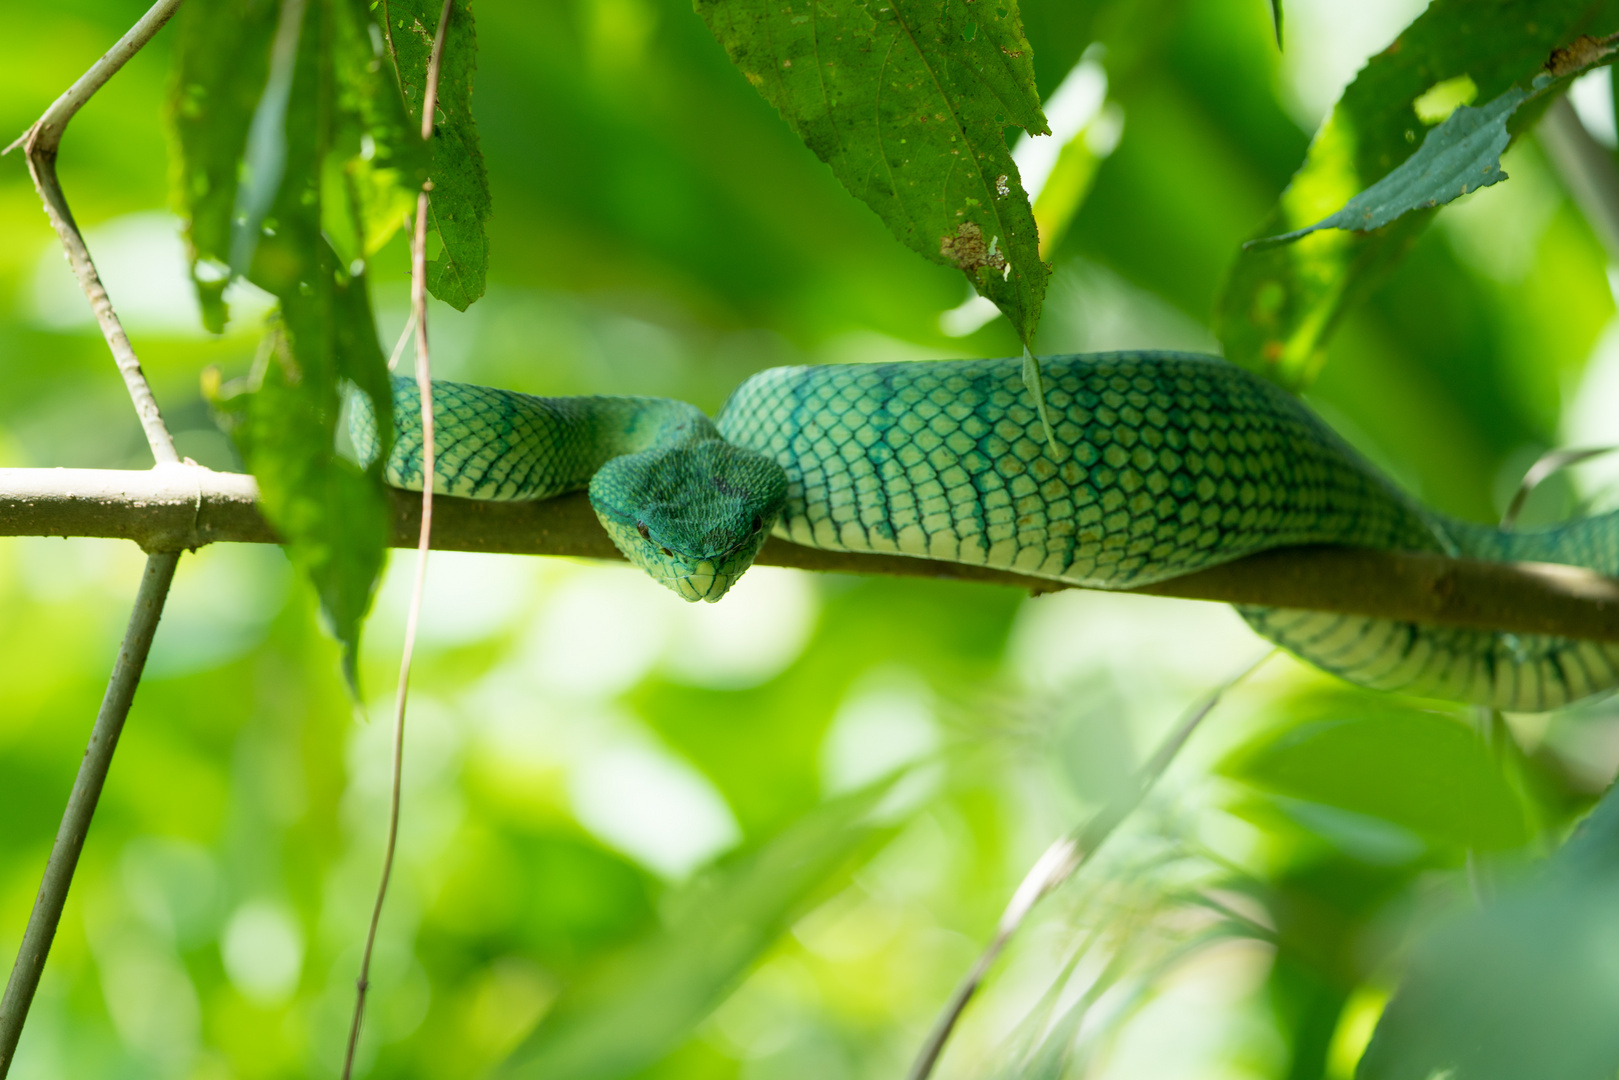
[340, 1, 453, 1074]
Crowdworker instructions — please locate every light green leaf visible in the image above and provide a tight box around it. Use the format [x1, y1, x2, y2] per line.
[1214, 7, 1619, 390]
[493, 782, 901, 1080]
[1222, 688, 1529, 851]
[1356, 785, 1619, 1080]
[381, 0, 491, 310]
[694, 0, 1052, 345]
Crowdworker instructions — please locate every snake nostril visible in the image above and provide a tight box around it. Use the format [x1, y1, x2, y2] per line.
[751, 515, 762, 532]
[636, 521, 651, 540]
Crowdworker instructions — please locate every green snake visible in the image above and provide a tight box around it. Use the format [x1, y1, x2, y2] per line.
[351, 351, 1619, 713]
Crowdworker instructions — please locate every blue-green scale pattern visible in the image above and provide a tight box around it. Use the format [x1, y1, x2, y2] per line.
[717, 353, 1619, 711]
[355, 376, 713, 500]
[717, 352, 1444, 585]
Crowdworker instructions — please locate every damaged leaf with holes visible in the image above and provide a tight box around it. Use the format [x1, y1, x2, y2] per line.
[1247, 37, 1617, 251]
[381, 0, 491, 310]
[1213, 0, 1619, 391]
[694, 0, 1051, 345]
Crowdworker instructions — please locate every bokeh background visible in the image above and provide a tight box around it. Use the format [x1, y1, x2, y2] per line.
[3, 0, 1619, 1077]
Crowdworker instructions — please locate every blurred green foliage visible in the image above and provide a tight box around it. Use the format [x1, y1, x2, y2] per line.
[3, 1, 1619, 1079]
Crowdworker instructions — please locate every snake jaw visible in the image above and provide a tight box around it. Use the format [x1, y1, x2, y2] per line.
[595, 516, 765, 603]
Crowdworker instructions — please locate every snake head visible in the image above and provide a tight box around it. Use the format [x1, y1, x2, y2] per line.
[589, 440, 788, 602]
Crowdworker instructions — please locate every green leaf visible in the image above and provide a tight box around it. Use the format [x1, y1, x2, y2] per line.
[381, 0, 491, 310]
[493, 782, 901, 1080]
[1244, 84, 1527, 251]
[167, 0, 280, 333]
[327, 0, 430, 264]
[178, 0, 398, 689]
[1268, 0, 1281, 48]
[693, 0, 1052, 345]
[1214, 7, 1619, 390]
[235, 321, 391, 690]
[1356, 784, 1619, 1080]
[1250, 40, 1619, 252]
[1222, 688, 1529, 851]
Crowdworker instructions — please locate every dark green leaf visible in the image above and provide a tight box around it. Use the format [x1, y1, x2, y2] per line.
[228, 0, 306, 279]
[1214, 6, 1619, 390]
[1268, 0, 1281, 48]
[1357, 783, 1619, 1080]
[234, 321, 391, 690]
[327, 0, 429, 264]
[494, 782, 901, 1080]
[693, 0, 1052, 345]
[167, 0, 280, 332]
[381, 0, 491, 310]
[1222, 688, 1529, 851]
[177, 0, 398, 688]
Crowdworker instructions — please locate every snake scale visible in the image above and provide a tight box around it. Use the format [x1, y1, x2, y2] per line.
[352, 351, 1619, 713]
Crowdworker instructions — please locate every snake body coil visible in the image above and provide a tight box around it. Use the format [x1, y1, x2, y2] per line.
[356, 352, 1619, 712]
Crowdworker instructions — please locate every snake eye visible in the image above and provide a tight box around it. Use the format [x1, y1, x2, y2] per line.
[751, 516, 762, 533]
[636, 521, 651, 540]
[660, 546, 673, 557]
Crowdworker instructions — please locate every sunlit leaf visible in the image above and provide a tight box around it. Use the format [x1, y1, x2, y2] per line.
[1357, 787, 1619, 1080]
[693, 0, 1052, 346]
[1245, 84, 1528, 251]
[1251, 37, 1619, 252]
[1214, 5, 1619, 390]
[380, 0, 491, 310]
[1222, 688, 1529, 851]
[493, 782, 901, 1080]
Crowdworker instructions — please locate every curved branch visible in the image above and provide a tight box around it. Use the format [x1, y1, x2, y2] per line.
[2, 466, 1617, 641]
[5, 0, 186, 464]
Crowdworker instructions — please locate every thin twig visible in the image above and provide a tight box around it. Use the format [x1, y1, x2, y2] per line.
[341, 1, 452, 1072]
[1501, 446, 1619, 529]
[386, 311, 416, 372]
[904, 650, 1276, 1080]
[6, 0, 185, 464]
[0, 552, 179, 1075]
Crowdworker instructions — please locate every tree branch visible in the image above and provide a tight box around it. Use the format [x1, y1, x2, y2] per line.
[5, 0, 186, 464]
[0, 551, 179, 1074]
[0, 5, 186, 1072]
[2, 466, 1617, 642]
